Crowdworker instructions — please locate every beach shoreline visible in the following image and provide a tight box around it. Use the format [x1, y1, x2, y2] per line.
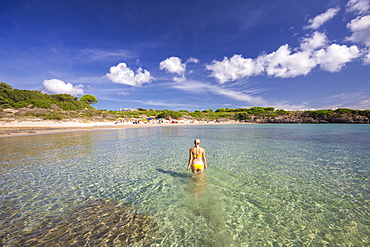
[0, 120, 240, 137]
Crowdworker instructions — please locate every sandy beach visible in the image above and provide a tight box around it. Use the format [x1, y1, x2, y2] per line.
[0, 119, 238, 137]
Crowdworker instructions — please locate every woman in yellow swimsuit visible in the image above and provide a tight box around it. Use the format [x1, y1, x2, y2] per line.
[187, 138, 207, 174]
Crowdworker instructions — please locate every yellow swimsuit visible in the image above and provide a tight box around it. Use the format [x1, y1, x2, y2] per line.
[192, 154, 204, 170]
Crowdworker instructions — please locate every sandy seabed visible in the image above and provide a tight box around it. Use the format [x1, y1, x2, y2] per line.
[0, 120, 239, 137]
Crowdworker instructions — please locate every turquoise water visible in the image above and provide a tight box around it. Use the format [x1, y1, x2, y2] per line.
[1, 124, 369, 246]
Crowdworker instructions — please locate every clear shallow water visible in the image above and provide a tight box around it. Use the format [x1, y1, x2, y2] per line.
[1, 124, 369, 246]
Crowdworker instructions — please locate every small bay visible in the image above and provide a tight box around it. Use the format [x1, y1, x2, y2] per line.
[1, 124, 369, 246]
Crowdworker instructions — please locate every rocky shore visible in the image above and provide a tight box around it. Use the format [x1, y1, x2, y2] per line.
[235, 110, 370, 124]
[248, 114, 370, 124]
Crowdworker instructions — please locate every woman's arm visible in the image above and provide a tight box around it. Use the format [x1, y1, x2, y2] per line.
[202, 148, 207, 169]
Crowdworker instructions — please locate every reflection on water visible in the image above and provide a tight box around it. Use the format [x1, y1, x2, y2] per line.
[186, 173, 235, 246]
[1, 125, 370, 246]
[189, 173, 208, 196]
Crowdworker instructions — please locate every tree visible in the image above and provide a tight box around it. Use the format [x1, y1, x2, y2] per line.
[234, 112, 249, 121]
[202, 109, 213, 113]
[80, 94, 98, 104]
[0, 82, 13, 92]
[157, 110, 183, 119]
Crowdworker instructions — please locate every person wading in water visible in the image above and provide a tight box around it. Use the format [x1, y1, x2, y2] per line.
[187, 138, 207, 174]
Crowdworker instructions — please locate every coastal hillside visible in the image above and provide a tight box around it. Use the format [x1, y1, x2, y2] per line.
[0, 82, 93, 110]
[1, 82, 369, 123]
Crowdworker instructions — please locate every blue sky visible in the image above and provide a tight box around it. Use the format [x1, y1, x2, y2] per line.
[1, 0, 370, 111]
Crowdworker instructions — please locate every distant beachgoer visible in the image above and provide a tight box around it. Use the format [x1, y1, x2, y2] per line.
[187, 138, 207, 174]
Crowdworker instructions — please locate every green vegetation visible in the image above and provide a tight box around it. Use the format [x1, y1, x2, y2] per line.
[215, 106, 275, 114]
[1, 82, 369, 123]
[80, 94, 98, 105]
[157, 110, 183, 119]
[335, 108, 358, 114]
[0, 82, 93, 110]
[234, 112, 250, 121]
[304, 109, 333, 117]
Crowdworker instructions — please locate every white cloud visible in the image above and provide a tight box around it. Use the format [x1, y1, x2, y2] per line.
[315, 44, 360, 72]
[347, 15, 370, 46]
[207, 44, 317, 81]
[262, 45, 317, 78]
[159, 56, 199, 82]
[346, 0, 370, 15]
[159, 57, 185, 75]
[347, 15, 370, 64]
[300, 32, 328, 52]
[43, 79, 84, 95]
[106, 63, 154, 87]
[206, 55, 264, 84]
[159, 57, 186, 82]
[186, 57, 200, 64]
[305, 7, 341, 30]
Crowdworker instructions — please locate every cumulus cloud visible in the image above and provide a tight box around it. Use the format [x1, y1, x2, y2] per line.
[43, 79, 84, 95]
[261, 32, 328, 78]
[346, 14, 370, 64]
[315, 44, 360, 72]
[304, 6, 340, 29]
[206, 30, 361, 83]
[206, 55, 264, 84]
[106, 63, 154, 87]
[262, 45, 317, 78]
[300, 32, 328, 51]
[346, 0, 370, 15]
[347, 15, 370, 46]
[159, 57, 185, 75]
[159, 56, 199, 82]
